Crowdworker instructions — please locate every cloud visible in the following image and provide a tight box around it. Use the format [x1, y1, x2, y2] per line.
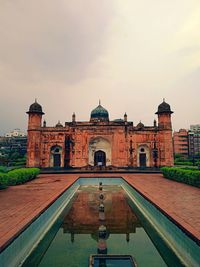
[0, 0, 115, 84]
[0, 0, 200, 134]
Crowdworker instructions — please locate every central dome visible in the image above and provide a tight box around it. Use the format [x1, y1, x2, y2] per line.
[90, 102, 109, 122]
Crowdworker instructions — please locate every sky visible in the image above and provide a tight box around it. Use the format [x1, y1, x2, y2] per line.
[0, 0, 200, 135]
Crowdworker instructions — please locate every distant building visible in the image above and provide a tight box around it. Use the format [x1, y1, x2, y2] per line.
[5, 129, 26, 138]
[0, 136, 27, 157]
[190, 124, 200, 132]
[188, 125, 200, 157]
[173, 129, 189, 158]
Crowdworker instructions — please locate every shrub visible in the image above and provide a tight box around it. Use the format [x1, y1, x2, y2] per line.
[0, 166, 8, 173]
[7, 168, 40, 186]
[161, 167, 200, 188]
[0, 173, 8, 189]
[174, 161, 193, 166]
[13, 161, 26, 167]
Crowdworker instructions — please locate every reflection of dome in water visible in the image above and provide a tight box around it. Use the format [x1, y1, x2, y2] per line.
[90, 102, 109, 122]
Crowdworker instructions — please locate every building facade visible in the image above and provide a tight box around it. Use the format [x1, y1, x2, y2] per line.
[188, 125, 200, 157]
[5, 129, 26, 138]
[173, 129, 189, 158]
[26, 100, 174, 168]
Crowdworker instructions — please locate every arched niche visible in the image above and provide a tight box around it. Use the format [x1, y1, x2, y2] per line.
[50, 145, 62, 167]
[88, 137, 111, 166]
[137, 145, 150, 167]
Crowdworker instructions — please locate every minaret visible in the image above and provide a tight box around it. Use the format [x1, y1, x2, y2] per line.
[26, 100, 44, 167]
[155, 99, 174, 166]
[26, 99, 44, 130]
[155, 99, 173, 130]
[72, 112, 76, 123]
[124, 112, 127, 122]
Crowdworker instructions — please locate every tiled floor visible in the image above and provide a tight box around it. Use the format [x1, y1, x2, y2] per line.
[0, 173, 199, 252]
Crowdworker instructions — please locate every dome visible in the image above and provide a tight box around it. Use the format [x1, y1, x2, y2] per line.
[136, 121, 144, 129]
[155, 99, 173, 114]
[113, 119, 124, 122]
[27, 100, 44, 115]
[55, 121, 63, 128]
[90, 102, 109, 122]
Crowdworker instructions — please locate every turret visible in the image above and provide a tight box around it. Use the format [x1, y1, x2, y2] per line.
[155, 99, 173, 130]
[155, 99, 174, 166]
[26, 100, 44, 129]
[26, 100, 44, 167]
[72, 112, 76, 123]
[124, 112, 127, 122]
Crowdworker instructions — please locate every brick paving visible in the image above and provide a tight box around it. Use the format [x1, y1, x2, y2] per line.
[0, 173, 199, 252]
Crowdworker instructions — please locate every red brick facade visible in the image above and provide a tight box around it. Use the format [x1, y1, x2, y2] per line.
[26, 101, 174, 168]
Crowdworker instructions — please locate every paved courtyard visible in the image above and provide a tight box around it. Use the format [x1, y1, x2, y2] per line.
[0, 173, 199, 252]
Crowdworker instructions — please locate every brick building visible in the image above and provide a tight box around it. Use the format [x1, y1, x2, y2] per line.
[173, 129, 189, 158]
[188, 125, 200, 157]
[26, 100, 174, 168]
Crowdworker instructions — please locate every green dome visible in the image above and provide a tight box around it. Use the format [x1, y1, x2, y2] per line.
[90, 103, 109, 122]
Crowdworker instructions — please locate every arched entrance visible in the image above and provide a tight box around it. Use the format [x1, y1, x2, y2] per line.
[139, 153, 146, 167]
[88, 137, 111, 166]
[50, 146, 62, 167]
[137, 146, 150, 167]
[94, 150, 106, 166]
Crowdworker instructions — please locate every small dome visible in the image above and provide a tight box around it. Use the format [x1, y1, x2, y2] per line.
[136, 121, 144, 129]
[55, 121, 63, 128]
[27, 100, 44, 114]
[156, 99, 173, 114]
[113, 118, 124, 122]
[90, 102, 109, 122]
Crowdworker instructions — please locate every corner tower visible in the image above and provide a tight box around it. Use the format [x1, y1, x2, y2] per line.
[155, 99, 174, 166]
[155, 99, 173, 130]
[26, 100, 44, 167]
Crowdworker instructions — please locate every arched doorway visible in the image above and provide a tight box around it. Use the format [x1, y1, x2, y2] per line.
[88, 137, 111, 166]
[139, 153, 146, 167]
[137, 146, 150, 167]
[50, 146, 62, 167]
[94, 150, 106, 166]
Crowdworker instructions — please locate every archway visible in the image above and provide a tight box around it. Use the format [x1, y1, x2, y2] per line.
[88, 137, 111, 166]
[139, 153, 146, 167]
[137, 146, 150, 167]
[50, 146, 62, 167]
[94, 150, 106, 166]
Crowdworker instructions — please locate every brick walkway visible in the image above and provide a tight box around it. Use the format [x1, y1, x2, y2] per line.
[0, 173, 199, 252]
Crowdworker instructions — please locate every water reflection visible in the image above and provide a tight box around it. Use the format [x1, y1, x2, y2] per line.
[61, 185, 141, 245]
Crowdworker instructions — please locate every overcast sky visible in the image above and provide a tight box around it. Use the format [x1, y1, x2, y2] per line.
[0, 0, 200, 135]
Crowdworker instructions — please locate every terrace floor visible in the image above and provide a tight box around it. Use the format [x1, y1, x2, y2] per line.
[0, 173, 199, 252]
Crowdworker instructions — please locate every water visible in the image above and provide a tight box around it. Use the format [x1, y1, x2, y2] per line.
[23, 185, 184, 267]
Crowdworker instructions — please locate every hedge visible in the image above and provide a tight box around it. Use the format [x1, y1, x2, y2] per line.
[0, 168, 40, 188]
[161, 167, 200, 188]
[0, 173, 8, 189]
[174, 161, 193, 166]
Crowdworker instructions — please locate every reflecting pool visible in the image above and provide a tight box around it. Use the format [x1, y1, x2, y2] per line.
[23, 185, 185, 267]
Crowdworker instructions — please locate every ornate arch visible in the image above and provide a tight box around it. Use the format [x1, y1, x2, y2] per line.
[88, 137, 111, 166]
[50, 145, 62, 167]
[137, 144, 150, 167]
